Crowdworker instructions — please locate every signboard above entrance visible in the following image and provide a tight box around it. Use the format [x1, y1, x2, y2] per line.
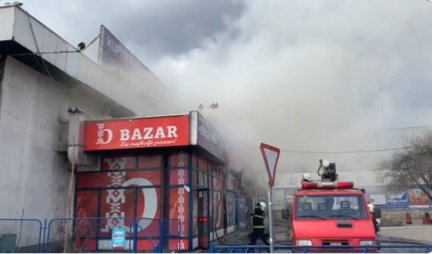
[84, 111, 226, 161]
[84, 115, 190, 151]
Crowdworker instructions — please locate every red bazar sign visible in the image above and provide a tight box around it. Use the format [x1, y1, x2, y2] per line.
[84, 115, 190, 151]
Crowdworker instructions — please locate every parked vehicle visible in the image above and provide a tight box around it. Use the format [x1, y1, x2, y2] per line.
[290, 160, 377, 252]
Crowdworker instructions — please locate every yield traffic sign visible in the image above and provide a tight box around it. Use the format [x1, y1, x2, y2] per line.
[259, 143, 281, 187]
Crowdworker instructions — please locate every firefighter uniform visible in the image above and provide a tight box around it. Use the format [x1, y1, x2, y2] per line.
[249, 202, 270, 245]
[368, 203, 379, 233]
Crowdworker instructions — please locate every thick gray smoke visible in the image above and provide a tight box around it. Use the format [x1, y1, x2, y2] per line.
[22, 0, 432, 186]
[153, 0, 432, 185]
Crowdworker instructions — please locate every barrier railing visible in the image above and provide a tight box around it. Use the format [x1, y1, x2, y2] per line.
[134, 217, 159, 252]
[1, 217, 432, 253]
[0, 217, 184, 253]
[209, 243, 432, 253]
[0, 218, 42, 253]
[45, 217, 133, 253]
[162, 218, 183, 252]
[133, 218, 183, 253]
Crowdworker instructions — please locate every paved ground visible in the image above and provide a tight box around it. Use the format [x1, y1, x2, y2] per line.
[379, 225, 432, 244]
[215, 225, 432, 245]
[210, 222, 432, 253]
[208, 207, 432, 252]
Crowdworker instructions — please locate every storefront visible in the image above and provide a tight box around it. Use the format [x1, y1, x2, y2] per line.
[74, 111, 226, 251]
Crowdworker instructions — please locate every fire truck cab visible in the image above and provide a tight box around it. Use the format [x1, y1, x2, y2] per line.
[291, 160, 377, 250]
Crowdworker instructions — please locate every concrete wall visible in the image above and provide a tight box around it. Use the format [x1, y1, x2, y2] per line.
[0, 6, 175, 221]
[0, 6, 173, 117]
[381, 208, 432, 225]
[0, 7, 14, 40]
[0, 56, 110, 220]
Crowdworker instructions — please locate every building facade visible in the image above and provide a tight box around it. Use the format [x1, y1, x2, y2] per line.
[0, 5, 241, 252]
[74, 111, 228, 251]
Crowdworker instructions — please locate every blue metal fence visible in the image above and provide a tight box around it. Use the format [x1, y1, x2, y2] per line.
[4, 217, 431, 253]
[209, 243, 432, 253]
[162, 218, 183, 252]
[0, 218, 42, 253]
[134, 217, 159, 252]
[45, 217, 133, 253]
[134, 218, 182, 252]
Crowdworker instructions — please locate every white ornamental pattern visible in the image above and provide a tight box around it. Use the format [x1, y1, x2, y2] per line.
[102, 158, 127, 232]
[96, 123, 106, 144]
[177, 153, 187, 250]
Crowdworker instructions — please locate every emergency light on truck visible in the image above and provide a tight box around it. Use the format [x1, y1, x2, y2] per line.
[301, 181, 354, 189]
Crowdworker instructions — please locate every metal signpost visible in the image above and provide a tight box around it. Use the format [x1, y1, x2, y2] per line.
[259, 143, 281, 253]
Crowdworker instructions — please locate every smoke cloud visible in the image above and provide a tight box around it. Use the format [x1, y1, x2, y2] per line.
[22, 0, 432, 186]
[153, 0, 432, 185]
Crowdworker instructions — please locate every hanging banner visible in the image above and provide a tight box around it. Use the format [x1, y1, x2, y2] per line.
[408, 188, 432, 208]
[377, 191, 409, 209]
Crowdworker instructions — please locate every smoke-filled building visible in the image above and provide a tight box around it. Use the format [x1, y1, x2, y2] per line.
[0, 4, 241, 252]
[76, 111, 229, 251]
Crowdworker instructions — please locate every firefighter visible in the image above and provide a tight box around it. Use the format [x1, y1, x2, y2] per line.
[367, 202, 380, 233]
[249, 202, 270, 245]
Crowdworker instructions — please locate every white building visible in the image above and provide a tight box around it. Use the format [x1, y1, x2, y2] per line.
[0, 5, 171, 220]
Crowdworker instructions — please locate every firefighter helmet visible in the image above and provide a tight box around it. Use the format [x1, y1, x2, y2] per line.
[302, 173, 312, 182]
[255, 202, 267, 209]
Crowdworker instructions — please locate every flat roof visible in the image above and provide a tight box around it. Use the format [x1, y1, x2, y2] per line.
[0, 5, 153, 117]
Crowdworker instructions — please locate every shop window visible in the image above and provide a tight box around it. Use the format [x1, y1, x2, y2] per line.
[101, 155, 138, 170]
[209, 162, 216, 172]
[126, 170, 162, 186]
[213, 176, 217, 190]
[213, 191, 224, 230]
[198, 171, 209, 187]
[98, 188, 136, 235]
[212, 168, 220, 178]
[197, 156, 207, 171]
[226, 193, 236, 226]
[169, 152, 189, 168]
[73, 190, 99, 252]
[192, 170, 198, 186]
[208, 191, 214, 233]
[75, 190, 98, 218]
[168, 188, 189, 237]
[213, 178, 223, 191]
[192, 189, 198, 237]
[191, 153, 198, 169]
[77, 170, 161, 189]
[138, 155, 162, 169]
[169, 168, 189, 186]
[134, 188, 161, 233]
[98, 187, 161, 236]
[209, 173, 214, 189]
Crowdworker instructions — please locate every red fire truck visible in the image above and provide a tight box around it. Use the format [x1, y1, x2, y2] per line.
[290, 160, 377, 252]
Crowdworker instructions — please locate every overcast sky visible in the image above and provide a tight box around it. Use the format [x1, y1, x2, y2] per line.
[17, 0, 432, 185]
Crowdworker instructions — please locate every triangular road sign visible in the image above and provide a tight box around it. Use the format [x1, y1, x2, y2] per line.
[260, 143, 281, 187]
